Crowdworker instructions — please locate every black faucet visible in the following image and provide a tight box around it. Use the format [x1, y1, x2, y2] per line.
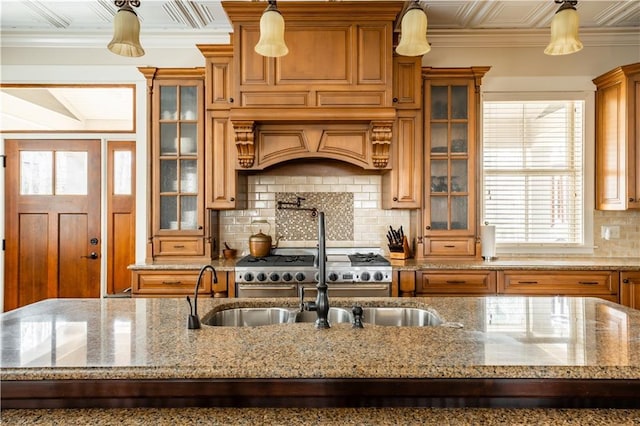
[187, 264, 218, 329]
[300, 211, 330, 329]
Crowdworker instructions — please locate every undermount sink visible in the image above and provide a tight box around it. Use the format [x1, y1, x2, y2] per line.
[202, 306, 450, 328]
[360, 307, 443, 327]
[202, 307, 293, 327]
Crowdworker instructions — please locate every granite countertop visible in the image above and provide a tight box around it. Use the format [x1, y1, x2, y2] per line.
[391, 256, 640, 271]
[4, 407, 640, 425]
[127, 257, 640, 272]
[2, 296, 640, 382]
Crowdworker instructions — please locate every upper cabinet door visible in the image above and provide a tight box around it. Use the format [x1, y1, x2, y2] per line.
[425, 80, 474, 236]
[155, 80, 204, 235]
[139, 67, 210, 261]
[419, 67, 489, 259]
[593, 63, 640, 210]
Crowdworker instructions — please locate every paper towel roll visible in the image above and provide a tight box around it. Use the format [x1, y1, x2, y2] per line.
[481, 225, 497, 261]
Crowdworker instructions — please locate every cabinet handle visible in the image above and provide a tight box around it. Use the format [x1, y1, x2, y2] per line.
[623, 279, 630, 283]
[173, 245, 185, 249]
[446, 280, 466, 284]
[425, 225, 431, 230]
[517, 281, 538, 284]
[444, 245, 455, 248]
[630, 198, 635, 202]
[230, 197, 235, 201]
[578, 281, 599, 285]
[393, 197, 398, 201]
[392, 97, 398, 103]
[229, 97, 234, 103]
[163, 280, 182, 285]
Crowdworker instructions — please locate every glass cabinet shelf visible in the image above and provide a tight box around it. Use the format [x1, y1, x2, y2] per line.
[425, 82, 473, 233]
[155, 80, 202, 232]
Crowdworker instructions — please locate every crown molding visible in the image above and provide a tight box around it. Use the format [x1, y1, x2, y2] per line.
[1, 27, 637, 49]
[0, 30, 232, 49]
[428, 28, 640, 48]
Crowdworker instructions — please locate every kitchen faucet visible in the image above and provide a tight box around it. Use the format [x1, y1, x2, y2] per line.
[300, 211, 330, 329]
[186, 264, 218, 329]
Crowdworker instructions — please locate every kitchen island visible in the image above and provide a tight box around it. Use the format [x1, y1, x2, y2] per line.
[2, 296, 640, 410]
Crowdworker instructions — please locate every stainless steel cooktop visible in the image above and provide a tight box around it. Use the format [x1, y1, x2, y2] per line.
[235, 248, 391, 284]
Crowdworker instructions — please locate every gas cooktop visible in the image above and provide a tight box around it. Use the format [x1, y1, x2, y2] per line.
[235, 254, 315, 267]
[235, 248, 392, 284]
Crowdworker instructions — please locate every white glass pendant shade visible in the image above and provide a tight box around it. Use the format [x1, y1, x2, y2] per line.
[396, 6, 430, 57]
[544, 6, 583, 55]
[108, 8, 145, 57]
[254, 7, 288, 58]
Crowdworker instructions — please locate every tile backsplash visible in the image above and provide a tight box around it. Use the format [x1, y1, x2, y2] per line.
[275, 192, 354, 241]
[218, 175, 639, 259]
[219, 174, 410, 256]
[593, 210, 640, 258]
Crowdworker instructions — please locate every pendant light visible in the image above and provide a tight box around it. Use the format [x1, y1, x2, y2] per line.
[108, 0, 145, 58]
[544, 0, 583, 56]
[254, 0, 289, 58]
[396, 0, 430, 57]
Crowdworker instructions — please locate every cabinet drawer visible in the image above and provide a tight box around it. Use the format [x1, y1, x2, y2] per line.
[425, 238, 476, 256]
[156, 238, 204, 256]
[132, 270, 212, 296]
[499, 271, 619, 296]
[417, 270, 496, 294]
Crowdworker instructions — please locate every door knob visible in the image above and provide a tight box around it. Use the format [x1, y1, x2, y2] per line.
[81, 252, 99, 260]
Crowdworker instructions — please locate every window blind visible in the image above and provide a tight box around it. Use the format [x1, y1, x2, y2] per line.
[482, 100, 584, 246]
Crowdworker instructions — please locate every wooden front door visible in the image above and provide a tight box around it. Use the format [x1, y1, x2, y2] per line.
[4, 139, 101, 311]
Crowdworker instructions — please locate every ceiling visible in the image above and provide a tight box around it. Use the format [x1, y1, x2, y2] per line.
[1, 0, 639, 49]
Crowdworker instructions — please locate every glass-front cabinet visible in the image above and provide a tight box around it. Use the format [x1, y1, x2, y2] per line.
[158, 84, 200, 231]
[140, 67, 209, 261]
[420, 67, 489, 258]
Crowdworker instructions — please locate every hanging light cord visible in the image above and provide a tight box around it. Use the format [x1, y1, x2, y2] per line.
[555, 0, 578, 11]
[114, 0, 140, 13]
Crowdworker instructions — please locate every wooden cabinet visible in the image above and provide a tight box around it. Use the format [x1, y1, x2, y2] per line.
[138, 68, 210, 262]
[498, 270, 619, 302]
[593, 63, 640, 210]
[199, 45, 247, 210]
[393, 55, 422, 109]
[382, 56, 422, 209]
[620, 271, 640, 309]
[418, 67, 489, 258]
[416, 270, 496, 295]
[131, 269, 212, 297]
[223, 2, 400, 110]
[131, 268, 230, 298]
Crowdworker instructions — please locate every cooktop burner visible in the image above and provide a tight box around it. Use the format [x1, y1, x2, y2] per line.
[348, 253, 390, 266]
[236, 254, 315, 267]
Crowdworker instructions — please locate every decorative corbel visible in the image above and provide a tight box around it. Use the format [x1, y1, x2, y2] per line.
[232, 120, 256, 168]
[370, 120, 393, 168]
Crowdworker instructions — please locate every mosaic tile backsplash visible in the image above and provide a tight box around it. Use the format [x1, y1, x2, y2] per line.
[275, 192, 354, 241]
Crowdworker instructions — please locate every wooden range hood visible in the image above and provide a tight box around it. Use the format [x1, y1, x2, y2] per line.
[219, 1, 406, 170]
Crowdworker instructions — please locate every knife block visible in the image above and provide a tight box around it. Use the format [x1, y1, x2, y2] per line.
[389, 236, 412, 260]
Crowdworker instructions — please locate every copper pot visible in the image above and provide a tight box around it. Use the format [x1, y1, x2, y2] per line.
[249, 230, 274, 257]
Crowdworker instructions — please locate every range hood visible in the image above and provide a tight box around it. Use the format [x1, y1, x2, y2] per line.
[219, 1, 406, 170]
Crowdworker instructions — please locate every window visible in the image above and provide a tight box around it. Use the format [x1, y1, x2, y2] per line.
[482, 93, 591, 253]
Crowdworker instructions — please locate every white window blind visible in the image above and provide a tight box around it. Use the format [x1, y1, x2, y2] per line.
[482, 100, 584, 246]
